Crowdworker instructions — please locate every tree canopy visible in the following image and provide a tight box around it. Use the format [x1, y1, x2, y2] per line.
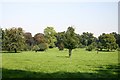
[64, 26, 79, 57]
[1, 26, 119, 55]
[98, 33, 118, 51]
[2, 27, 25, 53]
[44, 27, 57, 48]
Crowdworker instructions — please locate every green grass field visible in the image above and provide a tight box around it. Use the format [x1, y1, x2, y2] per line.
[1, 48, 119, 78]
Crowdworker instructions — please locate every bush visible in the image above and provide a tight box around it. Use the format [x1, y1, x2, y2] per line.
[38, 43, 48, 51]
[117, 48, 120, 52]
[32, 43, 48, 52]
[78, 44, 85, 48]
[32, 45, 39, 51]
[57, 43, 64, 50]
[86, 45, 94, 51]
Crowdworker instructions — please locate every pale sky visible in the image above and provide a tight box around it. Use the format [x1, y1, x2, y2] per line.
[0, 1, 118, 37]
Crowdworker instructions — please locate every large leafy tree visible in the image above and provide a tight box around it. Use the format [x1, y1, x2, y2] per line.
[98, 33, 118, 51]
[44, 27, 57, 48]
[64, 26, 79, 57]
[2, 27, 25, 53]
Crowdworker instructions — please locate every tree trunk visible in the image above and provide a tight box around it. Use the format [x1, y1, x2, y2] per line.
[14, 48, 17, 53]
[69, 49, 72, 58]
[97, 50, 98, 54]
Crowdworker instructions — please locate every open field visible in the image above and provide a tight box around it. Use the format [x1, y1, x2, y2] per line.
[1, 48, 119, 78]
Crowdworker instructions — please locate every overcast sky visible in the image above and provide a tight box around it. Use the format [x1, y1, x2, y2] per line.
[1, 1, 118, 37]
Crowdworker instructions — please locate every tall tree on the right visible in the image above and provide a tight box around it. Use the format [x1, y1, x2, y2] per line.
[64, 26, 79, 57]
[110, 32, 120, 48]
[98, 33, 118, 51]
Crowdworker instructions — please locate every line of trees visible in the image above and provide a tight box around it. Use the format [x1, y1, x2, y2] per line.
[1, 26, 120, 57]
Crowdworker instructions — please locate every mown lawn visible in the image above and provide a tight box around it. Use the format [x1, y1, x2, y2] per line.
[1, 48, 119, 78]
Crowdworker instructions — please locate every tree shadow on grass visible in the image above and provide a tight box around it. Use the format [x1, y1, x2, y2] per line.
[95, 64, 120, 78]
[0, 51, 21, 53]
[1, 64, 119, 79]
[56, 56, 69, 58]
[97, 50, 115, 52]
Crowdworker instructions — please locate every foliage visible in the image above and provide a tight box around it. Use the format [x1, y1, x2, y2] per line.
[34, 33, 46, 44]
[79, 32, 96, 46]
[24, 32, 34, 50]
[86, 45, 94, 51]
[44, 27, 57, 48]
[2, 27, 120, 53]
[98, 33, 118, 51]
[32, 43, 48, 52]
[97, 42, 103, 51]
[38, 43, 48, 51]
[56, 32, 65, 50]
[64, 26, 79, 57]
[110, 32, 120, 48]
[78, 43, 86, 48]
[117, 48, 120, 52]
[32, 45, 39, 51]
[2, 27, 25, 53]
[57, 42, 64, 50]
[0, 28, 2, 50]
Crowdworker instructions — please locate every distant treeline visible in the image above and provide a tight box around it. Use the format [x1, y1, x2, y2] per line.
[0, 26, 120, 56]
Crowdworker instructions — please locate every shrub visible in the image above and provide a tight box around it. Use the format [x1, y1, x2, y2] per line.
[57, 43, 64, 50]
[91, 42, 97, 49]
[32, 45, 39, 51]
[32, 43, 48, 52]
[86, 45, 94, 51]
[79, 44, 85, 48]
[38, 43, 48, 51]
[117, 48, 120, 52]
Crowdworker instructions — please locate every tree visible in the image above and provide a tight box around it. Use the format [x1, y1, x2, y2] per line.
[34, 33, 46, 44]
[24, 32, 34, 50]
[76, 34, 85, 48]
[86, 45, 94, 51]
[80, 32, 96, 47]
[64, 26, 79, 57]
[98, 33, 118, 51]
[44, 27, 57, 48]
[56, 31, 65, 50]
[2, 27, 25, 53]
[110, 32, 120, 48]
[0, 28, 3, 51]
[33, 33, 48, 51]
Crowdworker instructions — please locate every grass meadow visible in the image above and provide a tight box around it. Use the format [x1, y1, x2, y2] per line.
[1, 48, 119, 78]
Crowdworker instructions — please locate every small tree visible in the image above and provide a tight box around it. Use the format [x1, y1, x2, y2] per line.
[64, 26, 78, 57]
